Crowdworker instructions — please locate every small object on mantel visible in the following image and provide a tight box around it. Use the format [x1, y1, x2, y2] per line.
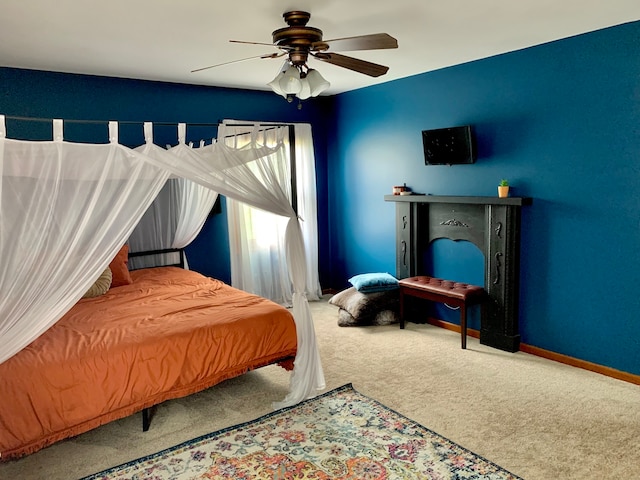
[392, 183, 410, 195]
[498, 179, 510, 198]
[399, 191, 412, 196]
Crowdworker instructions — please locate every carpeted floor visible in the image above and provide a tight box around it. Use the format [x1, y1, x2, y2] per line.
[1, 296, 639, 479]
[79, 383, 522, 480]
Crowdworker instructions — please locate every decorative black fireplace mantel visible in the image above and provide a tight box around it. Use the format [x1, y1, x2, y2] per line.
[384, 194, 532, 352]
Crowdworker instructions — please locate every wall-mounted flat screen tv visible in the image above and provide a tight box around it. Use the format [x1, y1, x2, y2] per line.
[422, 125, 476, 165]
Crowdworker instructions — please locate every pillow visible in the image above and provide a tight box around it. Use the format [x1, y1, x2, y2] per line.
[373, 309, 399, 326]
[329, 287, 398, 321]
[109, 244, 133, 288]
[337, 308, 399, 327]
[337, 308, 361, 327]
[348, 272, 399, 293]
[82, 267, 113, 299]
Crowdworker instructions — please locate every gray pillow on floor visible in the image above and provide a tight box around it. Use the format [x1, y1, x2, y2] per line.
[337, 308, 399, 327]
[330, 287, 399, 326]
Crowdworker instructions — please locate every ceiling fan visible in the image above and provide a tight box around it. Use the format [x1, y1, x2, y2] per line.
[192, 11, 398, 99]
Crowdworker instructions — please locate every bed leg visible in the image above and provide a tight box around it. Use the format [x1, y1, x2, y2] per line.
[142, 407, 151, 432]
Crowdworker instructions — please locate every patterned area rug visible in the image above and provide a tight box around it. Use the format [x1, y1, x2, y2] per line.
[81, 384, 522, 480]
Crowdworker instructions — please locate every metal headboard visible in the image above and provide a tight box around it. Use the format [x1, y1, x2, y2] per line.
[128, 248, 185, 270]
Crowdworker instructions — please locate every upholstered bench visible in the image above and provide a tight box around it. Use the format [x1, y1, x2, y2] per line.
[398, 276, 487, 349]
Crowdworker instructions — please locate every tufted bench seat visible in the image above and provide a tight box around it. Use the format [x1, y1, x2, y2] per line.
[399, 276, 487, 349]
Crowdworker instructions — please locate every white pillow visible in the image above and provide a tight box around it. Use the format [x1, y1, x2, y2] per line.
[82, 267, 113, 299]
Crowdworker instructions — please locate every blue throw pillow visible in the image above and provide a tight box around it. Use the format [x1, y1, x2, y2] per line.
[348, 272, 399, 293]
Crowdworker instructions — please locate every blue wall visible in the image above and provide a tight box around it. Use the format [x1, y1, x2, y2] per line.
[327, 21, 640, 375]
[2, 20, 639, 376]
[0, 68, 332, 285]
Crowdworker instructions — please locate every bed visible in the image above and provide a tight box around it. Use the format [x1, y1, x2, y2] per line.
[0, 249, 297, 460]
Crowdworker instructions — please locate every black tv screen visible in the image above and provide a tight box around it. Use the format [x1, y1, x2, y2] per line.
[422, 125, 476, 165]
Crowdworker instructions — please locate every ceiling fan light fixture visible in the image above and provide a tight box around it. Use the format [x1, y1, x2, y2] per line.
[305, 69, 330, 96]
[297, 77, 312, 100]
[279, 65, 302, 94]
[269, 65, 328, 101]
[267, 72, 287, 98]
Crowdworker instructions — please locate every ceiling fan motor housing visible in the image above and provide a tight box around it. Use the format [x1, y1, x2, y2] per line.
[272, 11, 324, 65]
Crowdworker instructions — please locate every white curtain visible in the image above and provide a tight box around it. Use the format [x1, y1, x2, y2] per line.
[127, 180, 179, 269]
[168, 125, 219, 249]
[177, 124, 325, 407]
[0, 119, 171, 364]
[294, 124, 322, 302]
[128, 123, 218, 269]
[226, 125, 291, 304]
[0, 117, 325, 407]
[228, 199, 291, 303]
[226, 123, 321, 306]
[172, 177, 218, 248]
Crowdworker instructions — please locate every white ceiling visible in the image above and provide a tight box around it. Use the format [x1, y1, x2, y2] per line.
[1, 1, 639, 96]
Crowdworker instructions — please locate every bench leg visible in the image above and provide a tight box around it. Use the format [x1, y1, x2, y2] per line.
[399, 289, 405, 329]
[460, 304, 467, 349]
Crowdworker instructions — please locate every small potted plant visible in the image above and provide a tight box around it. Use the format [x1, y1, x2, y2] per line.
[498, 179, 509, 198]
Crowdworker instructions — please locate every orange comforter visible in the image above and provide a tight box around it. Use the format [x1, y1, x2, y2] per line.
[0, 267, 297, 460]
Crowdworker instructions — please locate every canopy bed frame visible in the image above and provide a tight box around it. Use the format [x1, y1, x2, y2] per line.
[0, 117, 325, 460]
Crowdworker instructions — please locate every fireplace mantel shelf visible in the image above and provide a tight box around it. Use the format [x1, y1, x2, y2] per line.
[384, 194, 532, 206]
[386, 193, 532, 352]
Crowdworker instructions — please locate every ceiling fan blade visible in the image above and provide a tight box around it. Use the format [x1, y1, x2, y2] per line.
[313, 52, 389, 77]
[191, 52, 283, 73]
[320, 33, 398, 52]
[229, 40, 292, 50]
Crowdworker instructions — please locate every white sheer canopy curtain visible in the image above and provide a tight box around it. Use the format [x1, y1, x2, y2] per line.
[128, 123, 218, 269]
[127, 179, 180, 269]
[0, 118, 171, 364]
[185, 124, 325, 407]
[226, 123, 322, 306]
[0, 117, 324, 407]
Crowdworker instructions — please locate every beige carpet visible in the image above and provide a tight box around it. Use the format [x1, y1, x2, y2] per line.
[1, 296, 638, 479]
